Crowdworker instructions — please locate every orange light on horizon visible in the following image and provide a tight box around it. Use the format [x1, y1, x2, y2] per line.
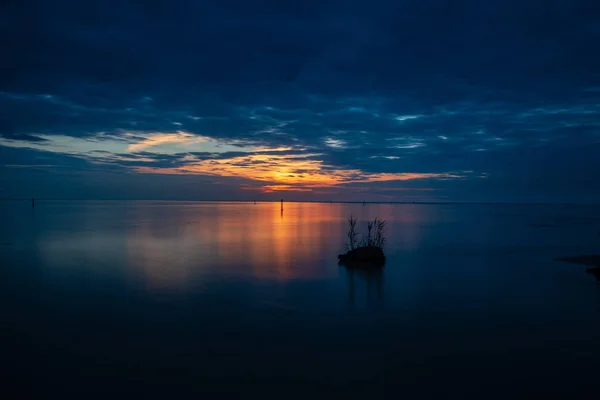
[256, 185, 314, 193]
[133, 151, 465, 192]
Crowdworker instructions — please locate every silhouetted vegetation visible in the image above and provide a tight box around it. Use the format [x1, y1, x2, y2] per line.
[346, 215, 359, 251]
[339, 216, 386, 267]
[362, 217, 386, 248]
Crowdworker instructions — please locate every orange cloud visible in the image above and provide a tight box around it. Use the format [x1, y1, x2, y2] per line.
[260, 185, 314, 193]
[133, 150, 465, 191]
[350, 172, 463, 182]
[124, 131, 463, 192]
[128, 131, 207, 152]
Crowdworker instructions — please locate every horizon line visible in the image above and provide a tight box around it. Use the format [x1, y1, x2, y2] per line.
[1, 198, 599, 206]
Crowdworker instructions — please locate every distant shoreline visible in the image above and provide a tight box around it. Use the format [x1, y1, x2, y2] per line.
[1, 198, 599, 206]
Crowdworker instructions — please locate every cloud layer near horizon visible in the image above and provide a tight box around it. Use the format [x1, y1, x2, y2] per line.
[1, 0, 599, 201]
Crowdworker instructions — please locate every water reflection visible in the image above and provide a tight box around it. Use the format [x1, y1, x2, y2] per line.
[6, 201, 600, 397]
[34, 201, 558, 292]
[178, 203, 342, 282]
[125, 225, 195, 290]
[345, 265, 384, 307]
[36, 202, 360, 289]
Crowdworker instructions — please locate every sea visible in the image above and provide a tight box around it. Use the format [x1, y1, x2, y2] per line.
[2, 201, 600, 398]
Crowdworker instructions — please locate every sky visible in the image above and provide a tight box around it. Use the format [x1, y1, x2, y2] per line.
[1, 0, 599, 202]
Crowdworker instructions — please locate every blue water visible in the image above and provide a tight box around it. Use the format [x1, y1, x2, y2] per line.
[2, 201, 600, 397]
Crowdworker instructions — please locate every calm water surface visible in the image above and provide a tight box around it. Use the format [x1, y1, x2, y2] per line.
[2, 201, 600, 397]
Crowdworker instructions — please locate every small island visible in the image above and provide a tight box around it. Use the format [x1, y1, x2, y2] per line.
[338, 216, 386, 267]
[556, 254, 600, 281]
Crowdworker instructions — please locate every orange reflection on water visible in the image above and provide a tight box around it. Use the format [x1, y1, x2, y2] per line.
[121, 203, 345, 288]
[35, 202, 432, 290]
[125, 230, 196, 291]
[186, 203, 343, 281]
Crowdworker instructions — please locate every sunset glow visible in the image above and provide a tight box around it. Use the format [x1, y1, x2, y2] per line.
[133, 151, 465, 192]
[4, 0, 597, 202]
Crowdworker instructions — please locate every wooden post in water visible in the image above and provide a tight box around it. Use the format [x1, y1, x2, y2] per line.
[32, 197, 35, 209]
[280, 198, 283, 211]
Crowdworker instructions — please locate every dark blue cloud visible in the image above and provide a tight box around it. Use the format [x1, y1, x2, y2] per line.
[1, 0, 599, 200]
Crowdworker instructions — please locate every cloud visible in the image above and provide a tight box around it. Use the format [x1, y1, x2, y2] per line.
[1, 0, 599, 200]
[127, 132, 204, 152]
